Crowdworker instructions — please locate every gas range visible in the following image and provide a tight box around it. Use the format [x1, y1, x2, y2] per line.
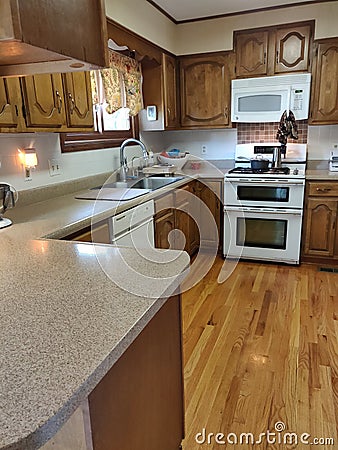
[226, 143, 307, 180]
[223, 143, 307, 264]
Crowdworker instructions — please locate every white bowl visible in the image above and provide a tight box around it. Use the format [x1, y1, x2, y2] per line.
[157, 154, 190, 170]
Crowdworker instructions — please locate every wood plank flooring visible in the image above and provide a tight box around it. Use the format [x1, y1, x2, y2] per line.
[181, 257, 338, 449]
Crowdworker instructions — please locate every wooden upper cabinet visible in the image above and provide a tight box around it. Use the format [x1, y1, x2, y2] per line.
[0, 78, 21, 130]
[140, 53, 179, 131]
[310, 39, 338, 124]
[274, 25, 311, 73]
[0, 0, 108, 77]
[163, 53, 179, 128]
[21, 73, 65, 128]
[17, 71, 94, 131]
[235, 21, 313, 77]
[179, 52, 234, 128]
[235, 31, 268, 77]
[63, 72, 94, 129]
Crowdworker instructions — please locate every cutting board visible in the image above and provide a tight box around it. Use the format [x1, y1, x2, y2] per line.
[75, 188, 151, 201]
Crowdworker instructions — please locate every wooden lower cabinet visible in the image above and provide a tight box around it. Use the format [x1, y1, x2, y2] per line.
[41, 296, 183, 450]
[88, 295, 184, 450]
[302, 181, 338, 263]
[193, 179, 222, 252]
[154, 180, 222, 255]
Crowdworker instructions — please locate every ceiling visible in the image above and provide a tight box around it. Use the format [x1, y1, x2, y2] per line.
[146, 0, 327, 23]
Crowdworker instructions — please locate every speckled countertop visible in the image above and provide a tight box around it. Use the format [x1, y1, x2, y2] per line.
[0, 172, 197, 450]
[306, 160, 338, 180]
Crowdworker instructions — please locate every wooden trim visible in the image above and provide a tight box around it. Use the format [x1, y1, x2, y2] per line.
[145, 0, 336, 24]
[106, 18, 176, 62]
[146, 0, 179, 24]
[60, 116, 139, 153]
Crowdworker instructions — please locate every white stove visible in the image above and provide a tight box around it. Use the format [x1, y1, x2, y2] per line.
[226, 142, 307, 179]
[223, 143, 307, 265]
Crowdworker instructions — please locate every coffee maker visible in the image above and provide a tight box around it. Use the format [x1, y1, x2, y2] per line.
[0, 183, 17, 229]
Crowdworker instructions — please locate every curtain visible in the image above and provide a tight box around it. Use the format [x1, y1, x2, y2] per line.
[91, 50, 143, 117]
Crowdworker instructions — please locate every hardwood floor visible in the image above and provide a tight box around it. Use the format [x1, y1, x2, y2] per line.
[181, 257, 338, 449]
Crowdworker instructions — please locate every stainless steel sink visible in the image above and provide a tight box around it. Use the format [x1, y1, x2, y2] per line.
[91, 176, 184, 191]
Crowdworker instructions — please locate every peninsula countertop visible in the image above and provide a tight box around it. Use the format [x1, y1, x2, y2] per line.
[0, 176, 191, 450]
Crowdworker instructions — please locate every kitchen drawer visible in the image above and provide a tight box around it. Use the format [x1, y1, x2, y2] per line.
[308, 182, 338, 197]
[175, 184, 191, 206]
[155, 192, 174, 214]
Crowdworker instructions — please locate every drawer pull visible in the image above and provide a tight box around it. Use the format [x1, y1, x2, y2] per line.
[316, 187, 332, 192]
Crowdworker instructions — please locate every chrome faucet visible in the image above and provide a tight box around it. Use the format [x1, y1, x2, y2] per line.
[119, 138, 149, 182]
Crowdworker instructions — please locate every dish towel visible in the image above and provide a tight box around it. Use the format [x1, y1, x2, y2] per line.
[276, 110, 298, 145]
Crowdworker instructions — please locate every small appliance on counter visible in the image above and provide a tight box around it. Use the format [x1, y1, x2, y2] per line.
[0, 183, 17, 229]
[329, 150, 338, 172]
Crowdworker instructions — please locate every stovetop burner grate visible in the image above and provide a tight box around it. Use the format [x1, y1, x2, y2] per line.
[229, 166, 290, 175]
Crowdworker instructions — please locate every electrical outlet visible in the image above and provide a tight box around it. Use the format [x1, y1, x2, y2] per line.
[48, 159, 62, 176]
[201, 145, 208, 155]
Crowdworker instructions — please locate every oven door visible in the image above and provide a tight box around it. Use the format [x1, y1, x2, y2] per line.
[225, 178, 305, 209]
[223, 206, 303, 264]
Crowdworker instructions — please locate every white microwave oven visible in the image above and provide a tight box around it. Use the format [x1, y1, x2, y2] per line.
[231, 73, 311, 123]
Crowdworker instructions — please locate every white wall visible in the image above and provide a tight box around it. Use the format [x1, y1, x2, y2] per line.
[105, 0, 176, 53]
[307, 125, 338, 160]
[105, 1, 338, 55]
[0, 134, 143, 191]
[174, 2, 338, 54]
[141, 129, 237, 160]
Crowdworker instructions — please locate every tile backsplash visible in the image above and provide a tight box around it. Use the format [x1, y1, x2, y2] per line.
[237, 120, 308, 144]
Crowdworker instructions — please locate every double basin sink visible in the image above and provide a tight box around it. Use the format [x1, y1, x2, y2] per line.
[91, 175, 184, 192]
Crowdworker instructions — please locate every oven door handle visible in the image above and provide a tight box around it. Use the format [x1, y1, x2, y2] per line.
[225, 206, 302, 215]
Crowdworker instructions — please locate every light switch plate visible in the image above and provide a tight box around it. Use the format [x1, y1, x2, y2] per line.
[48, 159, 62, 176]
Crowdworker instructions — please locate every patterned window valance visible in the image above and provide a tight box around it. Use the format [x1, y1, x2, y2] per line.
[90, 50, 143, 117]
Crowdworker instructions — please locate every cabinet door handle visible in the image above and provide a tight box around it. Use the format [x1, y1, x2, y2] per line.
[68, 93, 75, 114]
[167, 107, 171, 118]
[55, 90, 62, 114]
[224, 106, 228, 118]
[276, 50, 279, 64]
[263, 52, 267, 64]
[316, 187, 331, 192]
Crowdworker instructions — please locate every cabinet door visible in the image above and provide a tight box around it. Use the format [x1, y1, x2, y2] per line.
[304, 198, 337, 257]
[163, 53, 179, 128]
[0, 77, 21, 129]
[310, 40, 338, 124]
[197, 181, 221, 251]
[235, 31, 268, 77]
[174, 185, 191, 254]
[63, 71, 94, 128]
[154, 210, 176, 249]
[180, 53, 232, 127]
[274, 25, 312, 74]
[21, 73, 65, 127]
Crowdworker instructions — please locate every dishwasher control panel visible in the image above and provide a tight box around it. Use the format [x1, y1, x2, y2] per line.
[111, 200, 155, 236]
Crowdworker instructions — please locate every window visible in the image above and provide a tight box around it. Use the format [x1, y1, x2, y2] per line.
[61, 50, 143, 153]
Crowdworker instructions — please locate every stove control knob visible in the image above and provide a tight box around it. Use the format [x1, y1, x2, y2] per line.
[293, 168, 299, 175]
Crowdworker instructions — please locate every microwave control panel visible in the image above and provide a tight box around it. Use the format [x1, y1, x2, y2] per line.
[291, 89, 304, 111]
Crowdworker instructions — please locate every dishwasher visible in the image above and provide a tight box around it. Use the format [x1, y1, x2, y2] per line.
[110, 200, 155, 248]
